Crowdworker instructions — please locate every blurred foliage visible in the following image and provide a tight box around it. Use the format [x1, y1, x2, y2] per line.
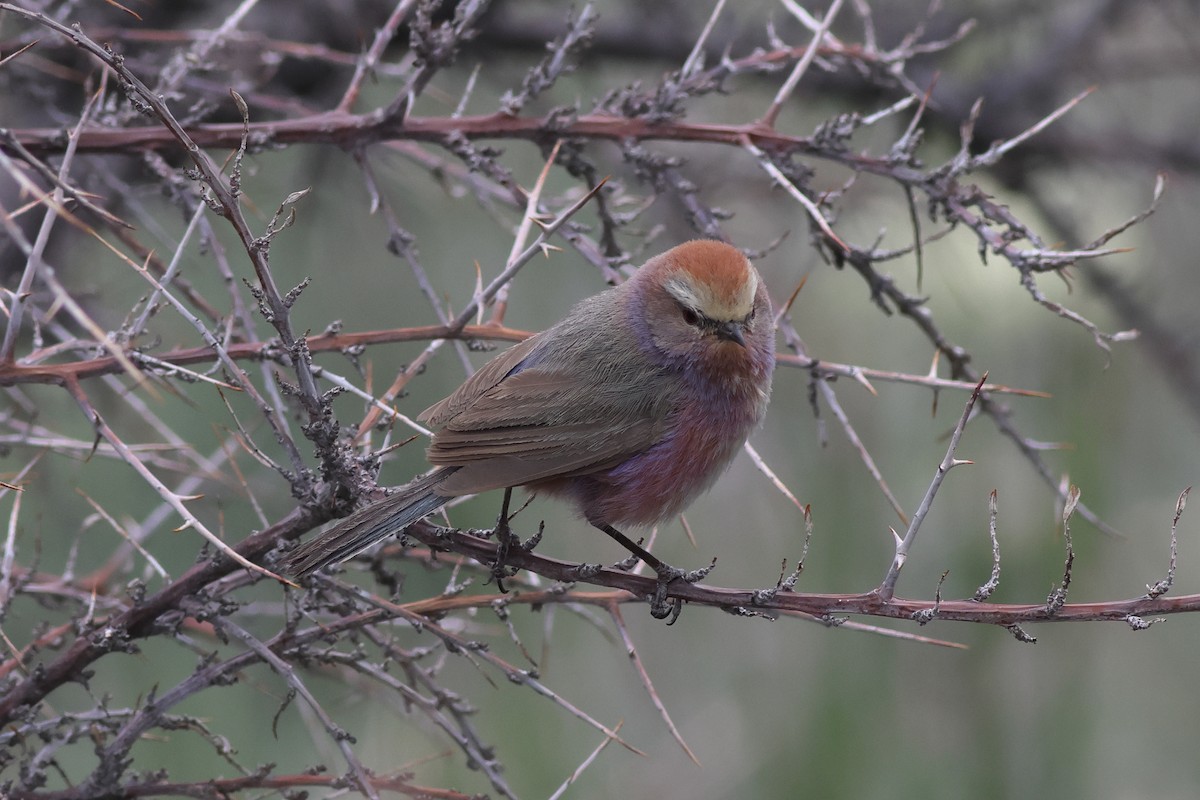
[1, 1, 1199, 798]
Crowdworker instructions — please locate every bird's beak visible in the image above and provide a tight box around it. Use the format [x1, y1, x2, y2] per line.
[715, 320, 747, 348]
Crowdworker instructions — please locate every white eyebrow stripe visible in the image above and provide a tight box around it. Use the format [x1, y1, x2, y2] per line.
[739, 268, 759, 311]
[664, 271, 756, 321]
[664, 276, 703, 308]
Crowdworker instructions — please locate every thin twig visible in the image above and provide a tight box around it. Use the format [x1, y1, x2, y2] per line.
[876, 374, 986, 600]
[760, 0, 846, 128]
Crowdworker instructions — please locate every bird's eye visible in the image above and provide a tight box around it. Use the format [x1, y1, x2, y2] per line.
[681, 307, 701, 327]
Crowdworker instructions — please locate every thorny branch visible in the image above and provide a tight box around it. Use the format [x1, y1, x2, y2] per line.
[0, 1, 1189, 797]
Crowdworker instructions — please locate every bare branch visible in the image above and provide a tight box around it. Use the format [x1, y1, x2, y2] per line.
[876, 375, 985, 601]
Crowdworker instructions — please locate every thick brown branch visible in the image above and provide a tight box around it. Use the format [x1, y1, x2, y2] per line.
[388, 521, 1200, 627]
[0, 323, 528, 386]
[8, 110, 896, 174]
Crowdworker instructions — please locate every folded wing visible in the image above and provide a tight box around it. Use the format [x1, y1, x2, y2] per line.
[419, 335, 668, 495]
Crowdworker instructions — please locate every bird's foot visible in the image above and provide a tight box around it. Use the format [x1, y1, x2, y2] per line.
[648, 556, 717, 624]
[486, 519, 544, 592]
[486, 515, 520, 592]
[590, 524, 718, 622]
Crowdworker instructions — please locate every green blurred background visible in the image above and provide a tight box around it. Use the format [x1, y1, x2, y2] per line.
[3, 1, 1199, 798]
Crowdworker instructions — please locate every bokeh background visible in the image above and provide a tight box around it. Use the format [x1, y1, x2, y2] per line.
[2, 1, 1199, 798]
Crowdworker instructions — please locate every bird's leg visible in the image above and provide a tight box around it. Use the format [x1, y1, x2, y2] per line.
[487, 487, 522, 592]
[596, 524, 716, 623]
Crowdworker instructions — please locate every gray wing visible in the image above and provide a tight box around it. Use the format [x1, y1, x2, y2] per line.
[418, 331, 671, 496]
[420, 335, 541, 428]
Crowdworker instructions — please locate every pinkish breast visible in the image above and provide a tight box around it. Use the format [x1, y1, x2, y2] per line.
[556, 376, 768, 528]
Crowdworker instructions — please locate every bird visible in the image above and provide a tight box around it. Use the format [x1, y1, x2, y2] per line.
[283, 239, 775, 620]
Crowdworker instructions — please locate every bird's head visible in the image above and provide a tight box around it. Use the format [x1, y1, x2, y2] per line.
[634, 240, 774, 379]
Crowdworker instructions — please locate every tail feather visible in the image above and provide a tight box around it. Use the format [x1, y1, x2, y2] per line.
[284, 467, 455, 576]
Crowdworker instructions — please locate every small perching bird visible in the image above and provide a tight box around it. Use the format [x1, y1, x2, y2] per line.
[283, 240, 775, 619]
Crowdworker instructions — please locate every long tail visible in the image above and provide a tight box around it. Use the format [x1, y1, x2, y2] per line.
[284, 467, 456, 576]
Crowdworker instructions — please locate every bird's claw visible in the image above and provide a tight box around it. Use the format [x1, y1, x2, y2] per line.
[487, 550, 520, 593]
[647, 557, 717, 624]
[648, 584, 683, 623]
[486, 517, 524, 592]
